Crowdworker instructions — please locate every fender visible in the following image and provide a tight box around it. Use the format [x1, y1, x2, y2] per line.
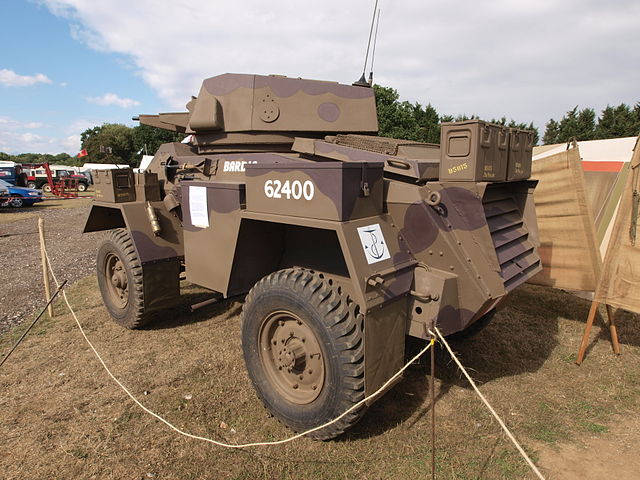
[84, 201, 184, 312]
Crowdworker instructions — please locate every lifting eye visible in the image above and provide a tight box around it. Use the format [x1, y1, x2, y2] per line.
[426, 191, 441, 206]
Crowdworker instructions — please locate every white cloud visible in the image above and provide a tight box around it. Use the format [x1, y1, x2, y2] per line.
[0, 117, 49, 130]
[0, 116, 81, 154]
[0, 69, 52, 87]
[87, 93, 140, 108]
[36, 0, 640, 132]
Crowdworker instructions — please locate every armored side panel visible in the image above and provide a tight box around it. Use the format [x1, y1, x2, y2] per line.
[84, 199, 184, 313]
[506, 128, 534, 181]
[181, 180, 245, 295]
[93, 169, 136, 203]
[439, 120, 509, 182]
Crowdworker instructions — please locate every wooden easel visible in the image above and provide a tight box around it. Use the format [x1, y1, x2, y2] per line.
[575, 300, 620, 365]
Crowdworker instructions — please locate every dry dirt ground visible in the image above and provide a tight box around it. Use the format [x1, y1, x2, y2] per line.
[1, 201, 640, 479]
[0, 197, 99, 333]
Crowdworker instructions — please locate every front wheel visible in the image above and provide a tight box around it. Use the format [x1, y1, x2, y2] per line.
[42, 183, 51, 193]
[9, 196, 24, 208]
[96, 229, 151, 329]
[27, 182, 36, 189]
[241, 269, 365, 440]
[77, 183, 87, 192]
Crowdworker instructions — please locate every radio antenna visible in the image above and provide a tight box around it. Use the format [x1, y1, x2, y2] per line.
[368, 8, 381, 85]
[353, 0, 379, 86]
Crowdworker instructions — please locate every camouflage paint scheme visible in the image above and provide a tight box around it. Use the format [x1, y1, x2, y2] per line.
[84, 73, 541, 400]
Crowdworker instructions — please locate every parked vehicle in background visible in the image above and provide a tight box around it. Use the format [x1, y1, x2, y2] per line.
[0, 181, 8, 203]
[27, 167, 89, 192]
[0, 178, 43, 207]
[0, 161, 28, 186]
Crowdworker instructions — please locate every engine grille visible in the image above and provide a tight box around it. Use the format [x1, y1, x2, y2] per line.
[483, 186, 541, 292]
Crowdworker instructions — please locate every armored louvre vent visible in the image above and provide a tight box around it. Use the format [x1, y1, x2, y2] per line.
[332, 134, 428, 156]
[483, 187, 540, 292]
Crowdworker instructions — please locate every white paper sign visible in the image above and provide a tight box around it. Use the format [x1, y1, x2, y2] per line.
[189, 186, 209, 228]
[357, 224, 391, 264]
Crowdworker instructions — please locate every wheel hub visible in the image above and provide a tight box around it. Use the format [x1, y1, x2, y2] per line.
[259, 311, 325, 404]
[104, 253, 128, 308]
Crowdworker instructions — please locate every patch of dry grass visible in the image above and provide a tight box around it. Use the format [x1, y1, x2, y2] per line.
[1, 279, 639, 479]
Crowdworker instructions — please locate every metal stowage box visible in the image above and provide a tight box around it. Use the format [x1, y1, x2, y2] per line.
[506, 128, 534, 181]
[93, 169, 136, 203]
[439, 120, 509, 182]
[134, 172, 161, 202]
[245, 161, 384, 221]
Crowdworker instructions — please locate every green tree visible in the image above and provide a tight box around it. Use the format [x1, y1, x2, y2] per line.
[80, 123, 136, 166]
[553, 106, 597, 143]
[542, 119, 559, 144]
[133, 124, 184, 156]
[374, 84, 538, 145]
[595, 103, 640, 139]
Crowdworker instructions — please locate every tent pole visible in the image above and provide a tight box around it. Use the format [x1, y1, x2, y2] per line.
[576, 300, 599, 365]
[605, 304, 621, 355]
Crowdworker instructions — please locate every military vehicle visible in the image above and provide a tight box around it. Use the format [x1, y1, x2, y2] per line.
[84, 73, 540, 439]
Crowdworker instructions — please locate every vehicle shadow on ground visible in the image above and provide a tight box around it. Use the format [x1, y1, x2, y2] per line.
[145, 290, 245, 331]
[343, 284, 579, 440]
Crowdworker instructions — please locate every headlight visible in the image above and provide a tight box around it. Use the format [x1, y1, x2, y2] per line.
[28, 192, 39, 196]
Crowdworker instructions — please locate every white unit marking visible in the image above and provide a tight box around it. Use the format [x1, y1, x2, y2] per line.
[223, 160, 257, 172]
[357, 224, 391, 264]
[189, 186, 209, 228]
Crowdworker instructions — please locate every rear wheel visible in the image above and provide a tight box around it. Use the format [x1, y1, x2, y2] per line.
[241, 268, 365, 440]
[96, 228, 151, 329]
[42, 183, 51, 193]
[77, 183, 87, 192]
[27, 181, 36, 189]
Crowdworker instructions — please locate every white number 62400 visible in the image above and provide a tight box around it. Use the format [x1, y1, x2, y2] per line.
[264, 179, 314, 200]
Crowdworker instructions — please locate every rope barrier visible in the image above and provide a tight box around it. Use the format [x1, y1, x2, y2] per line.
[43, 248, 433, 448]
[38, 240, 545, 478]
[431, 327, 546, 480]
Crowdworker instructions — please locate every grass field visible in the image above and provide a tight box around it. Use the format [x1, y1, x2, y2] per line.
[1, 275, 639, 479]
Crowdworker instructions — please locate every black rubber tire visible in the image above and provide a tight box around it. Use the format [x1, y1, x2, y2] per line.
[9, 195, 24, 208]
[42, 183, 51, 193]
[77, 183, 87, 192]
[96, 228, 151, 329]
[241, 268, 365, 440]
[27, 182, 36, 189]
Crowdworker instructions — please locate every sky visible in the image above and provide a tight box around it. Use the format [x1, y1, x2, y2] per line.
[0, 0, 638, 155]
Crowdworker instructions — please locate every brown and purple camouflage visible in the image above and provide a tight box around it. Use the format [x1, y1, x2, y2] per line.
[85, 73, 541, 439]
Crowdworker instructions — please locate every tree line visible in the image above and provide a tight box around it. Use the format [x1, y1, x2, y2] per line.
[374, 85, 540, 145]
[542, 103, 640, 144]
[2, 87, 638, 164]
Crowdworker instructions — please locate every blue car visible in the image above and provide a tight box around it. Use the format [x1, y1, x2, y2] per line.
[0, 178, 43, 208]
